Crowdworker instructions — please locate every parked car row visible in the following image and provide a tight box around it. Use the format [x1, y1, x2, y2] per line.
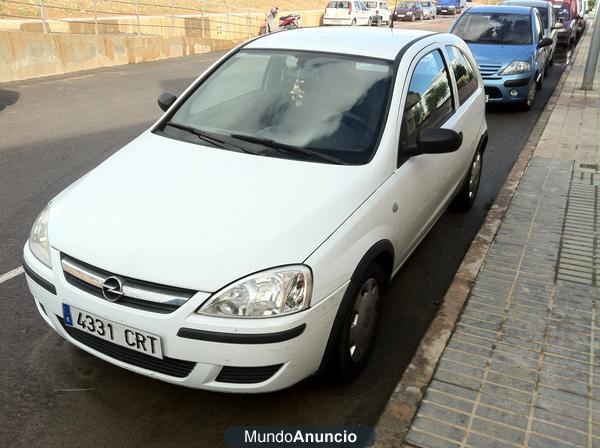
[323, 0, 461, 26]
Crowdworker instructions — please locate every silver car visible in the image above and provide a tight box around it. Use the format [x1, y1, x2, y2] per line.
[421, 1, 437, 19]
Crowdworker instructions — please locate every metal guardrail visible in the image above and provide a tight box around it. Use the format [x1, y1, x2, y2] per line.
[0, 0, 267, 37]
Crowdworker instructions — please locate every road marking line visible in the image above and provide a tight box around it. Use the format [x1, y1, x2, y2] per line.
[0, 266, 24, 284]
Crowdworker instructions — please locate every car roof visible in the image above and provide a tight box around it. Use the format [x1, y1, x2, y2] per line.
[463, 4, 533, 14]
[244, 27, 435, 61]
[500, 0, 550, 8]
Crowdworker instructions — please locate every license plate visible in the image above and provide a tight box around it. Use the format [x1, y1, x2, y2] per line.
[63, 304, 163, 358]
[442, 9, 447, 12]
[485, 94, 489, 103]
[398, 14, 405, 17]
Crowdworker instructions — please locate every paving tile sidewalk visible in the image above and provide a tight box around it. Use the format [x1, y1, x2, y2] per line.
[405, 27, 600, 448]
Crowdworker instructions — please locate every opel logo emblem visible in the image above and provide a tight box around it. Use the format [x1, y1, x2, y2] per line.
[102, 276, 124, 302]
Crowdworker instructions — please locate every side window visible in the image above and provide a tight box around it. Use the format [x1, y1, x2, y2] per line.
[534, 12, 543, 41]
[401, 50, 454, 148]
[445, 45, 478, 105]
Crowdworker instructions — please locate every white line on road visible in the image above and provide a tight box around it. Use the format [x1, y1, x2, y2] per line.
[0, 266, 24, 284]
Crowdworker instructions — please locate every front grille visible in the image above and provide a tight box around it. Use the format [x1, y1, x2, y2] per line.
[216, 365, 283, 384]
[61, 254, 196, 313]
[484, 86, 503, 99]
[478, 64, 502, 78]
[58, 317, 196, 378]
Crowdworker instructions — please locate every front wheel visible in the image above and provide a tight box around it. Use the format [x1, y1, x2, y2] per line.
[521, 80, 537, 110]
[351, 19, 357, 26]
[331, 263, 384, 380]
[452, 147, 483, 211]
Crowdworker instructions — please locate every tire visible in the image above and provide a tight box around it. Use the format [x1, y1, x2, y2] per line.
[452, 147, 483, 211]
[521, 80, 537, 110]
[329, 263, 385, 381]
[377, 18, 382, 26]
[536, 71, 543, 90]
[367, 17, 373, 26]
[410, 14, 415, 21]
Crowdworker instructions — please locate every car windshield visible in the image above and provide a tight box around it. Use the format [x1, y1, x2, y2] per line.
[422, 2, 431, 6]
[453, 12, 532, 44]
[555, 5, 570, 19]
[398, 2, 417, 7]
[328, 1, 351, 7]
[158, 50, 393, 165]
[365, 1, 378, 7]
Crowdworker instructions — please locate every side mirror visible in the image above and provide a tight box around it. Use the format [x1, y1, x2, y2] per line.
[158, 92, 177, 112]
[537, 37, 553, 48]
[403, 128, 463, 157]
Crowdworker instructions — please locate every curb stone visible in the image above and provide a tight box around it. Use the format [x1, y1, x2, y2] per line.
[373, 34, 586, 448]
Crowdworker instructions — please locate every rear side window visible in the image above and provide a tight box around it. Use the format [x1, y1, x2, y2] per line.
[401, 50, 454, 146]
[445, 46, 478, 105]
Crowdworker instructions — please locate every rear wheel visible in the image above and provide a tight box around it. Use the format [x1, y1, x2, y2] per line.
[452, 147, 483, 211]
[330, 263, 384, 380]
[351, 18, 357, 26]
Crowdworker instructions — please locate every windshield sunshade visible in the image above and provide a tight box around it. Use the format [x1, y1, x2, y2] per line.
[453, 13, 532, 45]
[157, 50, 394, 165]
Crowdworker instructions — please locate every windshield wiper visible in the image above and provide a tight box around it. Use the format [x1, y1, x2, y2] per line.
[165, 121, 230, 147]
[230, 134, 347, 165]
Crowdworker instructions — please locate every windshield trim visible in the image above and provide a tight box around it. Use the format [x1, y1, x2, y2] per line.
[152, 35, 434, 165]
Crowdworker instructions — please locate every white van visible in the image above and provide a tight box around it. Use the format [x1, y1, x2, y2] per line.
[323, 0, 373, 26]
[365, 1, 392, 25]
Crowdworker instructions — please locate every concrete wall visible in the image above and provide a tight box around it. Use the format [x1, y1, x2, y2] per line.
[0, 31, 242, 83]
[0, 10, 324, 83]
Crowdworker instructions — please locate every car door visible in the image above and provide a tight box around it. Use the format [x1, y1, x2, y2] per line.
[444, 44, 483, 178]
[359, 1, 371, 23]
[389, 46, 468, 262]
[380, 2, 391, 21]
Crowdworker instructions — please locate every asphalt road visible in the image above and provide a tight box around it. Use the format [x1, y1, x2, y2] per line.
[0, 27, 565, 447]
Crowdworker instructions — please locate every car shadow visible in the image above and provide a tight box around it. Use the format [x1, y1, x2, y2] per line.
[0, 90, 19, 111]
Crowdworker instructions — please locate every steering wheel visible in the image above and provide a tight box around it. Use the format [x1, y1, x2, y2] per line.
[320, 112, 375, 142]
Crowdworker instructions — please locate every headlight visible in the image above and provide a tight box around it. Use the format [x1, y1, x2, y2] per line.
[198, 266, 312, 318]
[407, 11, 413, 14]
[29, 204, 52, 268]
[501, 60, 531, 75]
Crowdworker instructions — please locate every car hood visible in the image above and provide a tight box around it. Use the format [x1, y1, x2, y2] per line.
[467, 43, 532, 67]
[49, 131, 377, 292]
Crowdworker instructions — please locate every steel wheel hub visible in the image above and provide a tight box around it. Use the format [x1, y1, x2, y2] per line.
[349, 278, 380, 362]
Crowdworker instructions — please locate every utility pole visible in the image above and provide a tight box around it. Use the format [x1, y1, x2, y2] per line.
[581, 1, 600, 90]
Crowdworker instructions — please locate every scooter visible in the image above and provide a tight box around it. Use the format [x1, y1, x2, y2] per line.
[258, 14, 302, 35]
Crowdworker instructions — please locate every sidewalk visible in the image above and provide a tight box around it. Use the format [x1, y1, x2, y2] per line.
[381, 24, 600, 448]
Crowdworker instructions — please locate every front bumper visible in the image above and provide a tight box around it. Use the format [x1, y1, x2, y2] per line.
[483, 74, 533, 104]
[23, 244, 346, 393]
[436, 6, 456, 14]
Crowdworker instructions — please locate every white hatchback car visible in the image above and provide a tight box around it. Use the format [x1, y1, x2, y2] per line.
[323, 0, 372, 26]
[24, 28, 487, 393]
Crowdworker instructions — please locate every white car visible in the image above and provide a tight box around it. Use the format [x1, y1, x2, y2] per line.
[24, 27, 488, 393]
[421, 1, 437, 19]
[365, 0, 392, 25]
[323, 0, 372, 26]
